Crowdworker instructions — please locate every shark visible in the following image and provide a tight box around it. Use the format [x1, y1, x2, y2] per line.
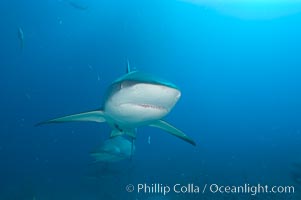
[68, 1, 88, 10]
[90, 136, 134, 162]
[36, 64, 196, 146]
[18, 27, 24, 51]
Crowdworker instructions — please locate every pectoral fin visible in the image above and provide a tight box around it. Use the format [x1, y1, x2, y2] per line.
[36, 110, 106, 126]
[149, 120, 196, 146]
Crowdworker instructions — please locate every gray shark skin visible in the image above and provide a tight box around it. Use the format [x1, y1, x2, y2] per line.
[36, 66, 196, 146]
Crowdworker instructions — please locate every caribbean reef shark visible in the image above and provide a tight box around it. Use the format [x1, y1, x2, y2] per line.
[36, 64, 196, 146]
[90, 136, 134, 162]
[68, 1, 88, 10]
[18, 27, 24, 51]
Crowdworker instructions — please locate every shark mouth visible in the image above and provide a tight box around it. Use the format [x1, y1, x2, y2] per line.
[138, 104, 166, 110]
[122, 103, 167, 111]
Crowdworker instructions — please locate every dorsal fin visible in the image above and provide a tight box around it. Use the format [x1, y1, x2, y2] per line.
[126, 59, 131, 73]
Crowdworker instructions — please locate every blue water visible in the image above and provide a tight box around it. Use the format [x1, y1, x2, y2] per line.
[1, 0, 301, 199]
